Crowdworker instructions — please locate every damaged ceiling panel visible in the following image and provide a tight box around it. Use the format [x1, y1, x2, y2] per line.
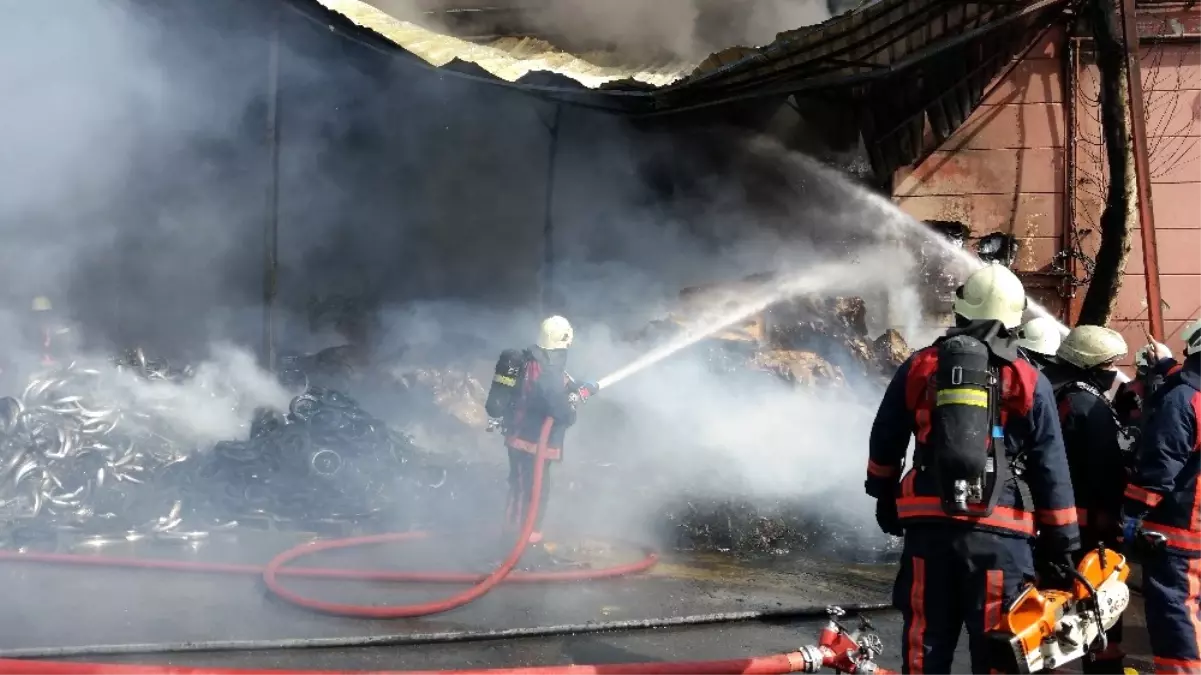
[301, 0, 1065, 103]
[290, 0, 1068, 177]
[308, 0, 699, 89]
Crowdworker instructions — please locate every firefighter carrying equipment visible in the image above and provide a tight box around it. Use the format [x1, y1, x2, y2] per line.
[927, 334, 1006, 516]
[952, 263, 1027, 329]
[1015, 317, 1063, 357]
[503, 348, 578, 462]
[984, 547, 1130, 674]
[537, 316, 574, 351]
[486, 349, 527, 430]
[1057, 326, 1128, 371]
[866, 320, 1080, 550]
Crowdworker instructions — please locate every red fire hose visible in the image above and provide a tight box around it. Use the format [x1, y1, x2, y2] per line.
[0, 654, 815, 675]
[0, 419, 896, 673]
[0, 418, 656, 617]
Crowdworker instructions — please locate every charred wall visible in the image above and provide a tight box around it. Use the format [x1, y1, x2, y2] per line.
[893, 27, 1070, 328]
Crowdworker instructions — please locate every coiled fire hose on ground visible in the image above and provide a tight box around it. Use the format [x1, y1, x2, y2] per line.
[0, 419, 657, 616]
[0, 418, 897, 673]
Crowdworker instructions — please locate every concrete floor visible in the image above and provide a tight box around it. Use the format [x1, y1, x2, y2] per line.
[0, 533, 1157, 673]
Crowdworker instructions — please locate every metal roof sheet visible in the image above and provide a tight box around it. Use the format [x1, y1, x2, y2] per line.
[309, 0, 1061, 97]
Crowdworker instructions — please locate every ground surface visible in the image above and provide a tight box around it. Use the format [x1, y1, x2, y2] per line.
[0, 532, 1155, 673]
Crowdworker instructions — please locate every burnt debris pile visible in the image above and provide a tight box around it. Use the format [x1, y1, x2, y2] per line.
[625, 280, 910, 559]
[0, 352, 440, 544]
[662, 496, 901, 563]
[628, 275, 912, 388]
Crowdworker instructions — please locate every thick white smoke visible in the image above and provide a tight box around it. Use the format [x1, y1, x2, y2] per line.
[0, 0, 939, 563]
[368, 0, 833, 61]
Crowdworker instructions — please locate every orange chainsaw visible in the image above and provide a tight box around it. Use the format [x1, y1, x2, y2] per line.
[985, 547, 1131, 674]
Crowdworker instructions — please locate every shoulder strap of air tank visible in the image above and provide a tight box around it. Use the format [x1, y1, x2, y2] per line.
[993, 362, 1036, 511]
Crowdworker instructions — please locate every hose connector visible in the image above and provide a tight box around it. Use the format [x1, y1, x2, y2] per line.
[792, 645, 826, 673]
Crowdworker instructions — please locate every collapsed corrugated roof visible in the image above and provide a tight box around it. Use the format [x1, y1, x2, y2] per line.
[288, 0, 1066, 176]
[301, 0, 1063, 102]
[311, 0, 701, 89]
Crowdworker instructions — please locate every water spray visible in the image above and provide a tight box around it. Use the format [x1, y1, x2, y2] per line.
[596, 151, 1130, 393]
[594, 251, 901, 391]
[780, 153, 1140, 386]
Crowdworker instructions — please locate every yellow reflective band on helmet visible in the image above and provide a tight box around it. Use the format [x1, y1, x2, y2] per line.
[936, 388, 988, 407]
[493, 375, 517, 386]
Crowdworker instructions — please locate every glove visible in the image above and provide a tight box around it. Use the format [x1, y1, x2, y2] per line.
[1036, 550, 1076, 591]
[1120, 516, 1140, 545]
[875, 499, 903, 537]
[1136, 341, 1172, 368]
[1121, 516, 1168, 558]
[570, 381, 600, 406]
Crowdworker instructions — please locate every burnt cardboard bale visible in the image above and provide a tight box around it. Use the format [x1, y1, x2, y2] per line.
[392, 364, 490, 429]
[873, 328, 912, 374]
[753, 349, 845, 387]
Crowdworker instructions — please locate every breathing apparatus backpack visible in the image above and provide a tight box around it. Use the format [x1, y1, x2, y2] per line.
[926, 335, 1009, 516]
[485, 349, 528, 432]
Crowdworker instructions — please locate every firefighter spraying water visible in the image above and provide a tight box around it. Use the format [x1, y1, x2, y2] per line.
[485, 315, 598, 564]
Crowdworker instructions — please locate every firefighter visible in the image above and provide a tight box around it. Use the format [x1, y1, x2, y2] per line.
[1114, 340, 1180, 428]
[1053, 325, 1129, 674]
[485, 316, 598, 558]
[866, 264, 1080, 674]
[1014, 316, 1063, 372]
[1122, 318, 1201, 675]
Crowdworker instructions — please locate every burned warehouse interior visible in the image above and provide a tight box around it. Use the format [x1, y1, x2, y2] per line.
[0, 0, 1197, 673]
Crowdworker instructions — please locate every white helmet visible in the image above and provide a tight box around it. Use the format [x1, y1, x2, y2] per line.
[1015, 317, 1063, 356]
[1135, 342, 1172, 368]
[31, 296, 52, 312]
[952, 263, 1027, 329]
[1183, 318, 1201, 357]
[1057, 325, 1128, 369]
[537, 315, 574, 351]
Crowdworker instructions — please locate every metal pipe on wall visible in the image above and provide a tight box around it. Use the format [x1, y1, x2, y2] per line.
[1064, 32, 1080, 324]
[1117, 0, 1165, 340]
[262, 0, 282, 371]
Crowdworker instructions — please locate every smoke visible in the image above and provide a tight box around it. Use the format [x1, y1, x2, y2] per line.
[0, 0, 934, 569]
[369, 0, 833, 62]
[107, 344, 293, 445]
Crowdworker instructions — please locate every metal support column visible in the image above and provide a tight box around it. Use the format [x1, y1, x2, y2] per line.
[539, 104, 563, 316]
[262, 1, 282, 371]
[1118, 0, 1165, 340]
[1063, 33, 1080, 323]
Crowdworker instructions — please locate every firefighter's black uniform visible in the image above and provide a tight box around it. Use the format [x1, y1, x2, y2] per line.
[1053, 364, 1127, 672]
[1123, 355, 1201, 674]
[867, 323, 1080, 674]
[1115, 357, 1184, 428]
[502, 347, 577, 540]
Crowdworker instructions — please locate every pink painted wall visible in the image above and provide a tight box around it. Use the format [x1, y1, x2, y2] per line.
[1076, 32, 1201, 358]
[894, 27, 1069, 318]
